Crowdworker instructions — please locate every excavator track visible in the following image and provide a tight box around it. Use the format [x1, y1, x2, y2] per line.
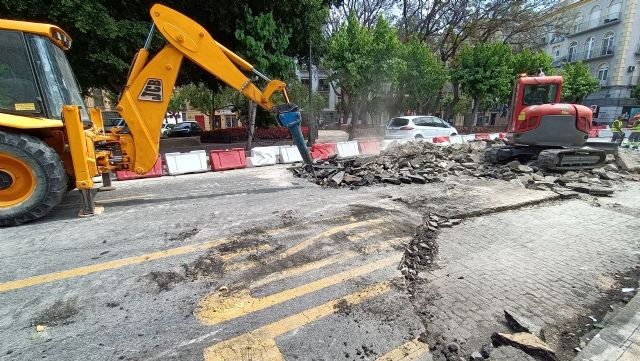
[537, 148, 606, 171]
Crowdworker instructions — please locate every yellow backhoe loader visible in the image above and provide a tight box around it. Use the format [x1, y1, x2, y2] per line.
[0, 4, 312, 227]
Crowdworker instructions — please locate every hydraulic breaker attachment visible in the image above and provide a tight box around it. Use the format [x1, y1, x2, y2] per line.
[274, 104, 315, 174]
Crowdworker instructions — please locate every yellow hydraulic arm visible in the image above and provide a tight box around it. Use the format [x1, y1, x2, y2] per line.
[116, 4, 291, 174]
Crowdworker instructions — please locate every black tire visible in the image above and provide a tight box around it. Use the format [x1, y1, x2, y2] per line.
[0, 130, 68, 226]
[415, 134, 423, 140]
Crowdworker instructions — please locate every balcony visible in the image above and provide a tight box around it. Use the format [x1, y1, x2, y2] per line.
[581, 46, 615, 61]
[569, 12, 621, 36]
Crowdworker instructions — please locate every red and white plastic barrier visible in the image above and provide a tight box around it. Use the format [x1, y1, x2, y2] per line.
[165, 150, 209, 175]
[311, 143, 337, 160]
[358, 139, 381, 155]
[116, 156, 163, 181]
[210, 148, 246, 171]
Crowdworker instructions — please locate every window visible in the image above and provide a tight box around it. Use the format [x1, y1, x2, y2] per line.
[568, 42, 578, 62]
[317, 79, 330, 92]
[573, 12, 583, 33]
[552, 46, 561, 61]
[585, 37, 596, 59]
[589, 5, 601, 28]
[597, 63, 609, 83]
[602, 32, 615, 55]
[0, 30, 43, 116]
[388, 118, 409, 127]
[522, 84, 559, 106]
[432, 117, 450, 128]
[608, 0, 621, 20]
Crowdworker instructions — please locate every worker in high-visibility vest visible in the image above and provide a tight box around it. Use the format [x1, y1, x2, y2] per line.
[611, 115, 625, 145]
[628, 114, 640, 148]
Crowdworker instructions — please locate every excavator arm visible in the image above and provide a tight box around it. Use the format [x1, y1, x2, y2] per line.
[115, 4, 310, 174]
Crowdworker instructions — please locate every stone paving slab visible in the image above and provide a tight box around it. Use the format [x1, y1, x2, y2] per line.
[413, 192, 640, 360]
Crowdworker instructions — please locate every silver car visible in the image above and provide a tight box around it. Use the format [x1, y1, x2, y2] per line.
[385, 116, 458, 140]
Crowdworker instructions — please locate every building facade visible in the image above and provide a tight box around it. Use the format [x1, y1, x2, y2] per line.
[295, 64, 341, 126]
[541, 0, 640, 123]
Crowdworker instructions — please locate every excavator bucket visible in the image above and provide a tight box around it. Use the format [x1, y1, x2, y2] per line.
[274, 104, 315, 170]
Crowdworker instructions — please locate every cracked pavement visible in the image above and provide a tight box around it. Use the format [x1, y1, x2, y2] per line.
[1, 165, 639, 360]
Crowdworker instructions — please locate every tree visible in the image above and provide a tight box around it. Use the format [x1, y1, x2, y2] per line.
[512, 49, 553, 78]
[557, 62, 600, 103]
[450, 43, 513, 126]
[395, 38, 447, 114]
[286, 79, 327, 115]
[631, 83, 640, 104]
[0, 0, 332, 93]
[179, 83, 237, 119]
[167, 91, 187, 122]
[323, 13, 400, 139]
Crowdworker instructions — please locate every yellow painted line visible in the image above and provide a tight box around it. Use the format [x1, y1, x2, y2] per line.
[230, 218, 386, 274]
[0, 237, 236, 293]
[196, 253, 401, 325]
[347, 227, 384, 242]
[275, 218, 385, 261]
[376, 338, 429, 361]
[252, 236, 410, 290]
[0, 219, 383, 294]
[203, 282, 390, 361]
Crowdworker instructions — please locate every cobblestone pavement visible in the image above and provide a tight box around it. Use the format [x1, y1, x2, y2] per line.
[414, 187, 640, 360]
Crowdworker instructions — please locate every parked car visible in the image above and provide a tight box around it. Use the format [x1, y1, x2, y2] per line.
[168, 121, 203, 137]
[385, 116, 457, 140]
[103, 118, 126, 133]
[161, 123, 175, 138]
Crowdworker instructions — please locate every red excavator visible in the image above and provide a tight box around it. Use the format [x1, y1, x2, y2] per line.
[487, 74, 613, 170]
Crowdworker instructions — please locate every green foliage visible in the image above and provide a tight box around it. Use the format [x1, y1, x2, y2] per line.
[234, 9, 293, 79]
[512, 49, 553, 78]
[397, 38, 447, 112]
[631, 83, 640, 104]
[178, 83, 238, 116]
[557, 62, 600, 103]
[322, 13, 399, 108]
[286, 79, 326, 114]
[451, 43, 514, 108]
[0, 0, 330, 92]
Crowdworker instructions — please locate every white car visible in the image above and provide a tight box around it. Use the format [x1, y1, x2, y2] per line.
[385, 116, 458, 140]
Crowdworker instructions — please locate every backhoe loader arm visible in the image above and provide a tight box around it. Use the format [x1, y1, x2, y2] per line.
[115, 4, 297, 175]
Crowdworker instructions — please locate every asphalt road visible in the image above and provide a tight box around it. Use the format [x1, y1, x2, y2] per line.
[1, 165, 639, 361]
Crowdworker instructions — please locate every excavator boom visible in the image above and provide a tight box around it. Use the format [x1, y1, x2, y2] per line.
[115, 4, 307, 174]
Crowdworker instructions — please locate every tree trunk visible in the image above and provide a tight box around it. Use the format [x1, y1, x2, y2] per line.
[445, 83, 460, 121]
[467, 97, 479, 127]
[245, 101, 257, 151]
[348, 102, 358, 141]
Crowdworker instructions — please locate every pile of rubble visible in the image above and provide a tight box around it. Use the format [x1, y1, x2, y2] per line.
[292, 140, 640, 196]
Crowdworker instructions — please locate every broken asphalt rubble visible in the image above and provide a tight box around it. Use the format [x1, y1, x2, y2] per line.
[292, 140, 640, 196]
[490, 309, 557, 361]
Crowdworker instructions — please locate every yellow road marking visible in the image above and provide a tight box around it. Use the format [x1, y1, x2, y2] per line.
[203, 282, 390, 361]
[0, 237, 234, 293]
[376, 338, 429, 361]
[275, 218, 385, 261]
[252, 236, 410, 290]
[230, 218, 386, 274]
[196, 253, 401, 325]
[347, 227, 384, 242]
[0, 219, 383, 293]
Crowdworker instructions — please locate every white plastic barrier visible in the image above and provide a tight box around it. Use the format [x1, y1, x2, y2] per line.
[251, 146, 279, 163]
[336, 140, 360, 158]
[381, 139, 398, 151]
[165, 150, 209, 175]
[449, 135, 465, 144]
[598, 129, 613, 138]
[278, 145, 303, 163]
[489, 133, 501, 140]
[462, 134, 476, 142]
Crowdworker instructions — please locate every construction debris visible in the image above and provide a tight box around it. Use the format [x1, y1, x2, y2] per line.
[504, 309, 545, 340]
[292, 141, 639, 195]
[399, 213, 442, 283]
[491, 332, 557, 361]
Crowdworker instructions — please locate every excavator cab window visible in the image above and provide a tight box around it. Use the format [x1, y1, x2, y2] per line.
[0, 30, 43, 117]
[522, 84, 558, 106]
